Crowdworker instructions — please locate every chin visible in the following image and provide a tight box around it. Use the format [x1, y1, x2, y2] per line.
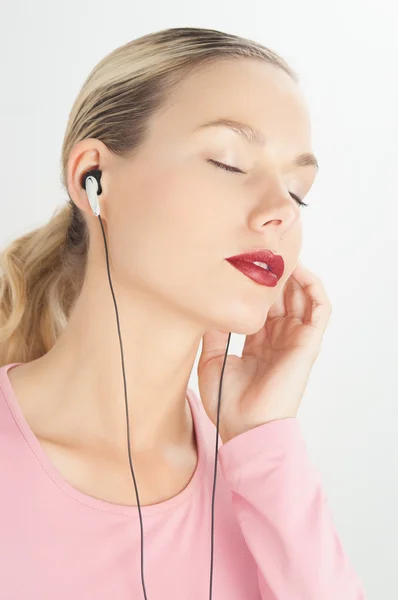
[211, 304, 270, 337]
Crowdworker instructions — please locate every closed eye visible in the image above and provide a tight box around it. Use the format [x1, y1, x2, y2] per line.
[208, 159, 243, 174]
[207, 159, 309, 207]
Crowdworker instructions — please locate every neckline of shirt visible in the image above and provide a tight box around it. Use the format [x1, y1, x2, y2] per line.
[0, 362, 208, 517]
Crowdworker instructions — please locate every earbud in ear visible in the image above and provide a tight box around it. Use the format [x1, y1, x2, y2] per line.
[81, 169, 102, 217]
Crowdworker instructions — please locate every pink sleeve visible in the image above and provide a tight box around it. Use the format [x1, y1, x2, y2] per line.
[217, 417, 367, 599]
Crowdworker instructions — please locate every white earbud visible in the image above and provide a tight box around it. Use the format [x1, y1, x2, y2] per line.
[85, 175, 101, 217]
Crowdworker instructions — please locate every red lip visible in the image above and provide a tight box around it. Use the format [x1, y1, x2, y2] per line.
[225, 250, 285, 287]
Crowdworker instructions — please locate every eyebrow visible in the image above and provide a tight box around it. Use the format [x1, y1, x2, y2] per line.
[195, 118, 319, 171]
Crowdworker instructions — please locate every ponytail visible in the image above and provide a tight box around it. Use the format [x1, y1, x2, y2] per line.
[0, 200, 87, 365]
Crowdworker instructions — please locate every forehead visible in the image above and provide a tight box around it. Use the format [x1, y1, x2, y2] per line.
[158, 58, 313, 153]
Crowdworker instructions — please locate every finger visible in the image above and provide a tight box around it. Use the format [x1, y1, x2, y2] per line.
[266, 281, 287, 320]
[290, 262, 332, 328]
[198, 328, 231, 372]
[284, 274, 308, 321]
[242, 323, 266, 358]
[243, 278, 287, 358]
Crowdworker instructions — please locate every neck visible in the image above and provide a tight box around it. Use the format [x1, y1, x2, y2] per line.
[16, 264, 206, 456]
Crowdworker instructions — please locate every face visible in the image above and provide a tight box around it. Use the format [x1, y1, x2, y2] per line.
[77, 59, 318, 336]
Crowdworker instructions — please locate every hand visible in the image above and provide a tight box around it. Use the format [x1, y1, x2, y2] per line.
[197, 261, 332, 443]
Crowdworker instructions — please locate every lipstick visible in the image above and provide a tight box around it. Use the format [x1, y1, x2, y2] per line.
[225, 250, 285, 288]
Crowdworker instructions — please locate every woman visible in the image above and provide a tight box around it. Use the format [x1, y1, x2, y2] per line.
[0, 27, 366, 599]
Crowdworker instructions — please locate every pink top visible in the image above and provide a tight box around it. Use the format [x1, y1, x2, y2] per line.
[0, 361, 366, 599]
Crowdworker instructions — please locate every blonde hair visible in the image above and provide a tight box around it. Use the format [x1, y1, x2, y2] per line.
[0, 27, 297, 366]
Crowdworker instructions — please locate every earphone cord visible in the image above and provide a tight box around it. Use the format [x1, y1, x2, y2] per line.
[97, 213, 231, 599]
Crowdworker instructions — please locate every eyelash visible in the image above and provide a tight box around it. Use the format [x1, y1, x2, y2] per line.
[207, 159, 309, 207]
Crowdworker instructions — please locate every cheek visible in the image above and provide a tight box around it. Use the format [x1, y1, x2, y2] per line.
[107, 173, 221, 290]
[291, 220, 303, 254]
[138, 164, 230, 251]
[280, 222, 303, 286]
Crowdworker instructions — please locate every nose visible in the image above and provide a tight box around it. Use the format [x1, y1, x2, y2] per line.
[250, 180, 300, 235]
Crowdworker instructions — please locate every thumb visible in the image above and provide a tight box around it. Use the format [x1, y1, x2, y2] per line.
[198, 329, 231, 375]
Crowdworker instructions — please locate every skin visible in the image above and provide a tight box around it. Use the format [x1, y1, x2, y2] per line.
[8, 58, 318, 506]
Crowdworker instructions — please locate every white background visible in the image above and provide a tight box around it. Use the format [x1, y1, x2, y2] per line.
[1, 1, 397, 598]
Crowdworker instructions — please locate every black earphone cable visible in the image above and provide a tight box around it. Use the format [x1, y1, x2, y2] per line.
[94, 207, 231, 599]
[97, 213, 148, 597]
